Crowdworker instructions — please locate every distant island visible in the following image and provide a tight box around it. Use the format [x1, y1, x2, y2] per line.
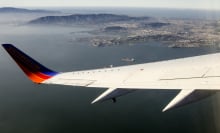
[0, 7, 60, 13]
[28, 14, 149, 25]
[27, 13, 220, 48]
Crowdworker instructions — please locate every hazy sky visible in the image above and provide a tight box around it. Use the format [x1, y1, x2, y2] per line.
[0, 0, 220, 10]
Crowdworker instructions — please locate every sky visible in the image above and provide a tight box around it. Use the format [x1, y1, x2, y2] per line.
[0, 0, 220, 10]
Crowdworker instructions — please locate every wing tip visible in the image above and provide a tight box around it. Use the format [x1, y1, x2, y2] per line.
[2, 43, 11, 46]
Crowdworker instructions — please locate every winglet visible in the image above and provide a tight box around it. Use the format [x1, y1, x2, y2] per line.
[2, 44, 58, 84]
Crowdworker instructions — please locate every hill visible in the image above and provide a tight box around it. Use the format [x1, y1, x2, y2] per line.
[28, 14, 149, 25]
[0, 7, 60, 13]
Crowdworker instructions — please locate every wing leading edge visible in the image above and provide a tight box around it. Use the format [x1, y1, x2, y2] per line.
[2, 44, 220, 112]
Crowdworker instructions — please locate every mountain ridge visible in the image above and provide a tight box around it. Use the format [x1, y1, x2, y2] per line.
[28, 14, 150, 25]
[0, 7, 60, 13]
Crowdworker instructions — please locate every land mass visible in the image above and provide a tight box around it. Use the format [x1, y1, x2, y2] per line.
[89, 18, 220, 48]
[28, 14, 149, 25]
[0, 7, 60, 13]
[28, 13, 220, 48]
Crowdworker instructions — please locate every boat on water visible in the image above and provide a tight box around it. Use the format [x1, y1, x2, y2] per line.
[121, 57, 135, 62]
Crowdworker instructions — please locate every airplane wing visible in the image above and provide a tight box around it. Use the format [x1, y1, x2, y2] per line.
[2, 44, 220, 111]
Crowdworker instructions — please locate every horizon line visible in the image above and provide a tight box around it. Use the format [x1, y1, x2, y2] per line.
[1, 6, 220, 11]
